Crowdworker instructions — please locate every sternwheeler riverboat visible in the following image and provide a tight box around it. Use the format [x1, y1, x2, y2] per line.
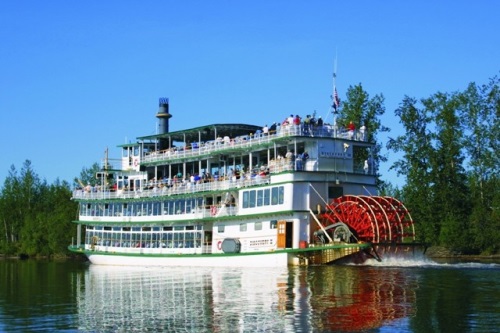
[68, 97, 419, 267]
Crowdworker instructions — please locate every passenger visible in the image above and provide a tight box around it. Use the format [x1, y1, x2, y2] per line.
[347, 121, 356, 139]
[302, 151, 309, 162]
[269, 122, 277, 135]
[293, 115, 301, 125]
[262, 124, 269, 136]
[286, 149, 295, 169]
[317, 116, 323, 127]
[259, 166, 266, 177]
[293, 115, 301, 135]
[359, 124, 366, 141]
[304, 115, 311, 134]
[295, 153, 303, 170]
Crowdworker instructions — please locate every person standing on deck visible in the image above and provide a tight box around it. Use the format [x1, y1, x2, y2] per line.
[347, 121, 356, 139]
[262, 124, 269, 136]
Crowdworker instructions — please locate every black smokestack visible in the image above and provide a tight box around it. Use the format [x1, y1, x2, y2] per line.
[156, 98, 172, 150]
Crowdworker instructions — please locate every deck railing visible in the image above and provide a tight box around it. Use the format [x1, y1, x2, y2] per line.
[72, 174, 272, 200]
[142, 124, 367, 164]
[78, 203, 239, 219]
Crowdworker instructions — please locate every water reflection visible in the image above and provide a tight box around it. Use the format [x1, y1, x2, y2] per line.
[0, 259, 497, 332]
[76, 264, 419, 332]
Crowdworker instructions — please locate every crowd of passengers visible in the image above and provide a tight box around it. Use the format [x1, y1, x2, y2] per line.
[141, 148, 311, 192]
[142, 165, 271, 191]
[148, 114, 366, 156]
[77, 115, 364, 193]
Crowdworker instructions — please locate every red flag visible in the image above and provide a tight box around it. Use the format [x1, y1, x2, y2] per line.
[333, 87, 340, 110]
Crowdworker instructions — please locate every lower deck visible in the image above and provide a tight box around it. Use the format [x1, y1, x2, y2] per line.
[79, 218, 297, 256]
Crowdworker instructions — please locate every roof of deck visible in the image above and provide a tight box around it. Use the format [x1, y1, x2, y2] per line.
[136, 123, 262, 143]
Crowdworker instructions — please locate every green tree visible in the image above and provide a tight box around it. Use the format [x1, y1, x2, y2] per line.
[424, 92, 470, 252]
[0, 160, 78, 257]
[74, 162, 100, 188]
[44, 179, 78, 256]
[458, 76, 500, 253]
[387, 96, 437, 244]
[338, 83, 388, 186]
[0, 165, 23, 253]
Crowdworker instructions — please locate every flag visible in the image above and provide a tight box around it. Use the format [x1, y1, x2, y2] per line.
[333, 87, 340, 110]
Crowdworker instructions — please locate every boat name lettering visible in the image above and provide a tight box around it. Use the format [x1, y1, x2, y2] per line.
[319, 151, 352, 158]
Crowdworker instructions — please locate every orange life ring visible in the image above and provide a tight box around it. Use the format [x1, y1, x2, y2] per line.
[210, 205, 217, 216]
[217, 241, 222, 250]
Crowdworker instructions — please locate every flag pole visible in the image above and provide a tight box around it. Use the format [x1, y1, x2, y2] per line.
[332, 51, 339, 128]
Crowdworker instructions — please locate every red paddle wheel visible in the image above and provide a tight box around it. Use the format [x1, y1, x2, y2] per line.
[321, 195, 415, 244]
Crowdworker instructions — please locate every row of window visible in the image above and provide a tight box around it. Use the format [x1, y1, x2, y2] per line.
[79, 186, 286, 217]
[242, 186, 285, 208]
[218, 220, 278, 233]
[85, 220, 279, 248]
[86, 229, 203, 249]
[80, 198, 204, 217]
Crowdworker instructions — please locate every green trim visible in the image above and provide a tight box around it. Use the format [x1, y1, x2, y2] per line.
[72, 209, 302, 226]
[68, 242, 371, 258]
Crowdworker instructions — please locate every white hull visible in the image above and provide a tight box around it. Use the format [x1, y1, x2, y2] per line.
[87, 252, 290, 268]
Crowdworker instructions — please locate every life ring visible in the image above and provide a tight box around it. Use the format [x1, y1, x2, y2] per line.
[210, 205, 217, 216]
[217, 241, 222, 251]
[134, 159, 138, 167]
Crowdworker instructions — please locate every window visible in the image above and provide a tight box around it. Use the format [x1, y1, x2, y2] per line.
[218, 225, 225, 233]
[242, 186, 285, 209]
[263, 189, 270, 205]
[278, 186, 284, 204]
[249, 191, 256, 208]
[257, 190, 264, 207]
[243, 191, 250, 208]
[270, 220, 278, 229]
[271, 187, 279, 205]
[255, 222, 262, 230]
[240, 223, 247, 232]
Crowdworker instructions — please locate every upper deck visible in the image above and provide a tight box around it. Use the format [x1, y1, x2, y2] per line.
[141, 122, 368, 166]
[72, 122, 373, 202]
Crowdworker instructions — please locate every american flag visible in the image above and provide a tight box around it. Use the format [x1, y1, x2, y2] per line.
[333, 87, 340, 110]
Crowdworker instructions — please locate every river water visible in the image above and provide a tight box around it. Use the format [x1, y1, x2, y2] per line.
[0, 257, 498, 333]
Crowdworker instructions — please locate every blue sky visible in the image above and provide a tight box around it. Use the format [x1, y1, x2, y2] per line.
[1, 1, 498, 188]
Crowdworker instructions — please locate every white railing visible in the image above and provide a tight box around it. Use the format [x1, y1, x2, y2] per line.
[72, 175, 272, 200]
[142, 124, 368, 164]
[79, 205, 239, 219]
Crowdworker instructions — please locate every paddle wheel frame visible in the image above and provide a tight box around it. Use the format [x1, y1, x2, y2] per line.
[320, 195, 416, 244]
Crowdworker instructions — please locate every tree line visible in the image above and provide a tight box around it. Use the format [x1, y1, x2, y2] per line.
[338, 75, 499, 254]
[1, 75, 498, 257]
[0, 161, 76, 257]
